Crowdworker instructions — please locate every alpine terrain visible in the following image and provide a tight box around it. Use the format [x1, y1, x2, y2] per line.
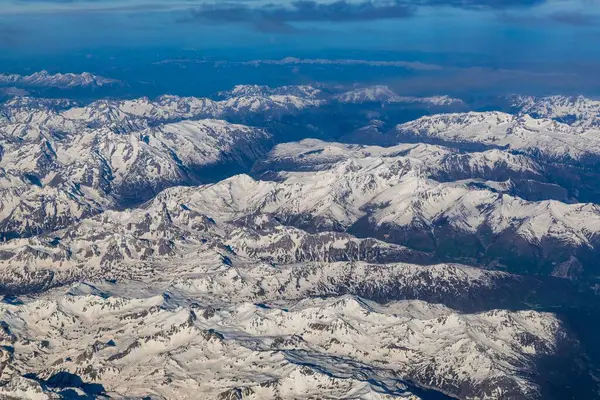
[0, 80, 599, 400]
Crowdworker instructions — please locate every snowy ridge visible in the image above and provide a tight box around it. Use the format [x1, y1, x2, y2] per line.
[219, 84, 323, 99]
[179, 144, 600, 276]
[395, 111, 600, 163]
[0, 289, 405, 399]
[0, 71, 119, 89]
[334, 86, 463, 106]
[0, 86, 340, 239]
[334, 86, 399, 103]
[254, 139, 542, 179]
[0, 187, 431, 293]
[1, 84, 328, 136]
[0, 97, 271, 238]
[511, 95, 600, 128]
[57, 92, 321, 131]
[0, 279, 570, 399]
[226, 222, 432, 265]
[169, 171, 600, 248]
[0, 205, 524, 307]
[218, 83, 463, 109]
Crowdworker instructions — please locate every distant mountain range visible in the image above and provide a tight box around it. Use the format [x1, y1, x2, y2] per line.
[0, 71, 120, 89]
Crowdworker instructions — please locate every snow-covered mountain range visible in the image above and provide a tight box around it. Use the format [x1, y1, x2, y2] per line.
[334, 86, 463, 107]
[217, 83, 462, 109]
[1, 85, 600, 399]
[159, 149, 598, 278]
[0, 71, 119, 89]
[511, 95, 600, 128]
[0, 284, 575, 399]
[240, 57, 443, 71]
[0, 97, 271, 238]
[395, 111, 600, 163]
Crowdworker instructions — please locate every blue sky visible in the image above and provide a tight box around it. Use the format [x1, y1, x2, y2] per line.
[1, 0, 599, 95]
[1, 0, 598, 58]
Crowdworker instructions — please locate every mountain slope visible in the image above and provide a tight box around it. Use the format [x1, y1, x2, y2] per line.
[395, 112, 600, 164]
[335, 86, 463, 107]
[0, 71, 119, 89]
[0, 113, 270, 238]
[511, 95, 600, 128]
[0, 287, 575, 400]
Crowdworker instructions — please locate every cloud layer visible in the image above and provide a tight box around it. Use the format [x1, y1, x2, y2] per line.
[183, 0, 596, 33]
[0, 0, 559, 16]
[187, 0, 418, 32]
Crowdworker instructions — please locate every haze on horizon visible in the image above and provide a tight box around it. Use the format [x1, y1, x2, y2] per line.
[1, 0, 600, 96]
